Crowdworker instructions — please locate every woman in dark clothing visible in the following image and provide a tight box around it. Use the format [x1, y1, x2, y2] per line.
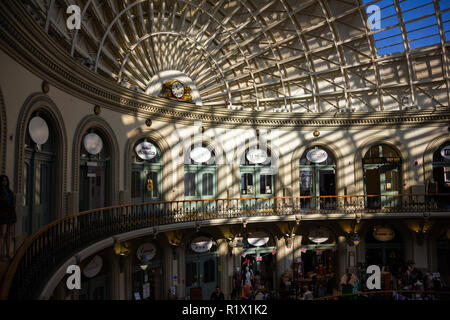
[0, 175, 17, 259]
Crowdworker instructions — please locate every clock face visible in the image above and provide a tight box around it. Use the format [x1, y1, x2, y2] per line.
[171, 81, 185, 98]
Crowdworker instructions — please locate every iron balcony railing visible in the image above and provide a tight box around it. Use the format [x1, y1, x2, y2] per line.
[1, 193, 449, 300]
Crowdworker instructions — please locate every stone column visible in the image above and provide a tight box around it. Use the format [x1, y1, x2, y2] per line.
[337, 236, 347, 285]
[218, 239, 229, 296]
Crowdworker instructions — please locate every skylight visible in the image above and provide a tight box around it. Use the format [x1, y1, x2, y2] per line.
[364, 0, 450, 56]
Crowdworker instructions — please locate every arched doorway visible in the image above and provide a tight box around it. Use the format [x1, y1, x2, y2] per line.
[184, 143, 217, 212]
[79, 250, 111, 300]
[431, 141, 450, 209]
[132, 240, 163, 300]
[363, 144, 402, 209]
[185, 234, 219, 300]
[299, 146, 336, 210]
[131, 139, 162, 203]
[23, 111, 57, 234]
[240, 147, 275, 210]
[365, 225, 404, 275]
[79, 129, 111, 211]
[298, 226, 337, 294]
[241, 229, 276, 292]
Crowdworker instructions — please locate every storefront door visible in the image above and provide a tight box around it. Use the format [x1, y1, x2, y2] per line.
[80, 160, 108, 211]
[240, 166, 274, 212]
[185, 252, 218, 300]
[24, 149, 53, 234]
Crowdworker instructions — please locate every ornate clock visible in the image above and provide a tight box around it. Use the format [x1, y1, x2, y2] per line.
[171, 81, 185, 99]
[160, 80, 192, 102]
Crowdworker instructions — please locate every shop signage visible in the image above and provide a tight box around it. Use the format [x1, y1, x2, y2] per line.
[373, 226, 395, 242]
[247, 231, 270, 247]
[83, 255, 103, 278]
[135, 141, 157, 160]
[441, 146, 450, 160]
[190, 147, 211, 163]
[136, 242, 157, 262]
[247, 149, 268, 164]
[191, 236, 213, 253]
[142, 283, 150, 299]
[308, 227, 330, 244]
[306, 148, 328, 163]
[28, 116, 49, 145]
[83, 133, 103, 155]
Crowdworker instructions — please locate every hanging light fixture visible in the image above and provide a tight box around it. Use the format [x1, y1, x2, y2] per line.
[114, 241, 130, 256]
[350, 233, 360, 246]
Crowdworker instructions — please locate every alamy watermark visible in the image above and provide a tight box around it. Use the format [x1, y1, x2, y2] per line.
[64, 5, 381, 32]
[66, 5, 81, 30]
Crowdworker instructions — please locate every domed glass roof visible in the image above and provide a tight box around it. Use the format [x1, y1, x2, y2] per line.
[24, 0, 450, 112]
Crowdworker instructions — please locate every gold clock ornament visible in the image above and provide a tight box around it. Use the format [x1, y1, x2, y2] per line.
[161, 80, 192, 102]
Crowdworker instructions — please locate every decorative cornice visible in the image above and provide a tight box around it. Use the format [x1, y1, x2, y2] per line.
[1, 1, 449, 129]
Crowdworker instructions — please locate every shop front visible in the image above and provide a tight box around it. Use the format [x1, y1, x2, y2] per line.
[79, 130, 111, 211]
[365, 225, 404, 274]
[132, 242, 163, 300]
[363, 144, 402, 209]
[240, 147, 275, 211]
[185, 236, 218, 300]
[79, 252, 111, 300]
[299, 147, 336, 211]
[431, 142, 450, 209]
[240, 231, 276, 292]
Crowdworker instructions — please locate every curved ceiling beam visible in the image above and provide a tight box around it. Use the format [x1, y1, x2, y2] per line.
[118, 31, 233, 103]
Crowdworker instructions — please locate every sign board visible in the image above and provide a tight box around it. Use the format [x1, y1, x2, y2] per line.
[86, 162, 98, 167]
[306, 148, 328, 163]
[135, 141, 157, 160]
[191, 236, 213, 253]
[373, 226, 395, 242]
[136, 242, 157, 262]
[247, 149, 268, 164]
[308, 227, 330, 244]
[190, 147, 211, 163]
[247, 231, 270, 247]
[142, 283, 150, 299]
[441, 146, 450, 160]
[83, 255, 103, 278]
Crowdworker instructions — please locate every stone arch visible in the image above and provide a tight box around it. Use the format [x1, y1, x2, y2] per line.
[290, 139, 345, 197]
[14, 93, 68, 225]
[179, 132, 228, 199]
[0, 86, 6, 174]
[423, 133, 450, 183]
[354, 135, 411, 195]
[233, 137, 282, 197]
[72, 115, 119, 213]
[124, 127, 172, 203]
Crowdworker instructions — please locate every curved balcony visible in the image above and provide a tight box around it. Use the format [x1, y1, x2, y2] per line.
[1, 194, 449, 300]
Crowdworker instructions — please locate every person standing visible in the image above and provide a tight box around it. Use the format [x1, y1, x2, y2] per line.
[210, 286, 225, 300]
[0, 175, 17, 260]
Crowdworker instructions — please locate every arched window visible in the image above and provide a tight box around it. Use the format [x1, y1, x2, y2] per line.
[184, 143, 217, 200]
[131, 139, 162, 203]
[299, 147, 336, 210]
[24, 111, 57, 234]
[240, 146, 274, 210]
[430, 141, 450, 208]
[79, 129, 111, 211]
[363, 144, 402, 209]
